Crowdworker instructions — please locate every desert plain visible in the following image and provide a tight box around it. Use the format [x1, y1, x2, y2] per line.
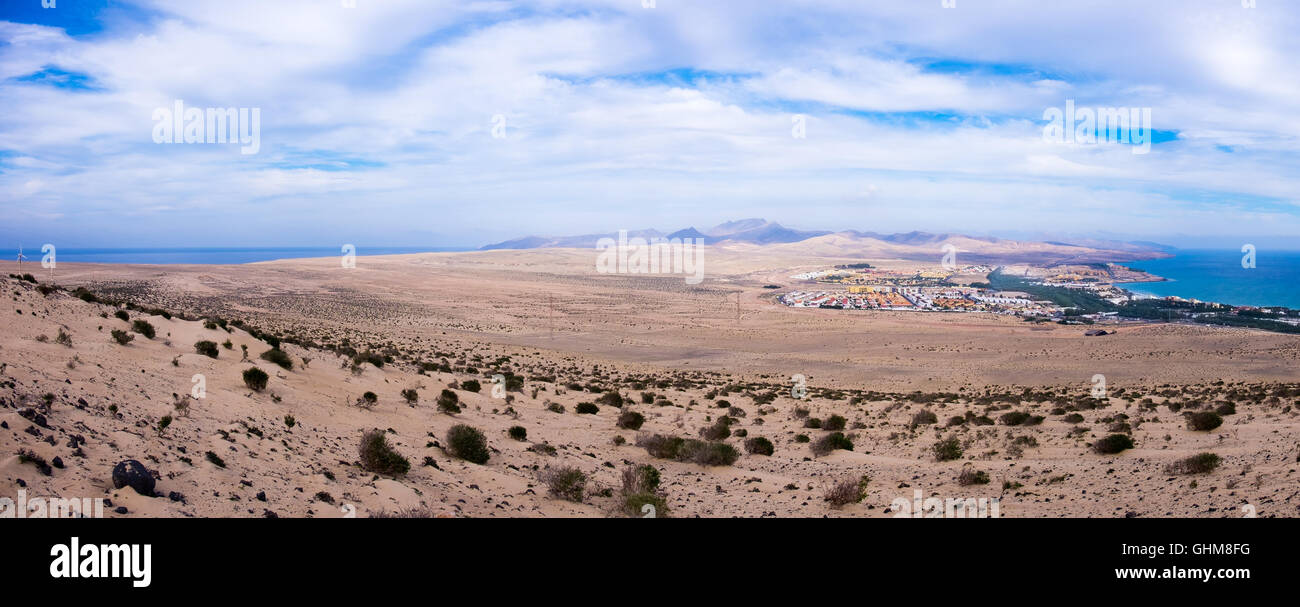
[2, 243, 1299, 518]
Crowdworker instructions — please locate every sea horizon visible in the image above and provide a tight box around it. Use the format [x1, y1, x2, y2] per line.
[1122, 248, 1300, 310]
[11, 245, 1299, 310]
[9, 246, 473, 266]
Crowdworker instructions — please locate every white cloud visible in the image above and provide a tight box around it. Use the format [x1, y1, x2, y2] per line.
[1, 0, 1298, 247]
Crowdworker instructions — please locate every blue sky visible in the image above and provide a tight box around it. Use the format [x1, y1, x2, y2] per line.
[1, 0, 1298, 249]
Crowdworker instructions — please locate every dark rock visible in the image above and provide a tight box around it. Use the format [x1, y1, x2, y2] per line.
[18, 408, 48, 427]
[51, 456, 64, 469]
[256, 491, 267, 502]
[114, 506, 128, 515]
[168, 491, 186, 504]
[263, 509, 279, 519]
[111, 459, 156, 496]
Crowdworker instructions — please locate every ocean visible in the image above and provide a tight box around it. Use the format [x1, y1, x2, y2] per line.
[1123, 249, 1300, 309]
[19, 246, 471, 265]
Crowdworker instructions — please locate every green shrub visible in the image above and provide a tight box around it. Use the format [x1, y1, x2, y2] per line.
[679, 439, 740, 466]
[1166, 452, 1222, 475]
[596, 391, 624, 407]
[110, 329, 134, 345]
[114, 310, 129, 322]
[932, 437, 963, 461]
[508, 425, 527, 441]
[637, 434, 685, 459]
[999, 411, 1031, 426]
[194, 340, 219, 358]
[401, 388, 418, 404]
[541, 466, 587, 502]
[1214, 403, 1236, 416]
[623, 492, 668, 517]
[636, 434, 737, 466]
[1092, 433, 1135, 454]
[824, 475, 869, 507]
[811, 432, 853, 457]
[575, 402, 599, 415]
[242, 367, 269, 391]
[744, 436, 774, 456]
[911, 410, 938, 427]
[461, 379, 481, 392]
[359, 429, 410, 476]
[699, 420, 731, 441]
[259, 348, 293, 370]
[823, 414, 847, 431]
[1186, 411, 1223, 431]
[446, 424, 489, 464]
[1063, 413, 1085, 423]
[957, 468, 990, 485]
[353, 350, 385, 368]
[617, 410, 645, 430]
[131, 319, 156, 339]
[437, 389, 461, 414]
[621, 464, 661, 494]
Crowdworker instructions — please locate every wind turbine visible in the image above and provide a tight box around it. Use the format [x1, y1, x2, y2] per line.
[16, 244, 26, 264]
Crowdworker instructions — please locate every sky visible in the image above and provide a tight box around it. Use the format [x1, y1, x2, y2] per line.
[0, 0, 1297, 249]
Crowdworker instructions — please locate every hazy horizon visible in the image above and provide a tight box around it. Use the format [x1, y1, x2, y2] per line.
[2, 1, 1298, 249]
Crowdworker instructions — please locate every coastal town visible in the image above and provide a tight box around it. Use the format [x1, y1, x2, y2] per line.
[781, 285, 1061, 316]
[778, 262, 1300, 333]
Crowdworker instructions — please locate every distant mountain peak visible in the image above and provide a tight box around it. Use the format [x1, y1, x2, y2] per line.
[478, 219, 1168, 259]
[706, 218, 771, 236]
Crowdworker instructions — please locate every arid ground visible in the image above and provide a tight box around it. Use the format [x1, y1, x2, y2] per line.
[3, 247, 1298, 518]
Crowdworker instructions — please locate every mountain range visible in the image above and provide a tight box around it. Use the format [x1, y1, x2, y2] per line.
[480, 219, 1171, 263]
[480, 218, 830, 250]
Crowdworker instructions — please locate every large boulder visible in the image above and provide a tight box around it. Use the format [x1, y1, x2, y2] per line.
[111, 460, 155, 496]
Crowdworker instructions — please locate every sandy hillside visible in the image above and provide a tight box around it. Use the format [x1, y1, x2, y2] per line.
[2, 249, 1299, 518]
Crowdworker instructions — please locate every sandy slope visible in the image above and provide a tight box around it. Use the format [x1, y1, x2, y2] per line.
[2, 249, 1298, 518]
